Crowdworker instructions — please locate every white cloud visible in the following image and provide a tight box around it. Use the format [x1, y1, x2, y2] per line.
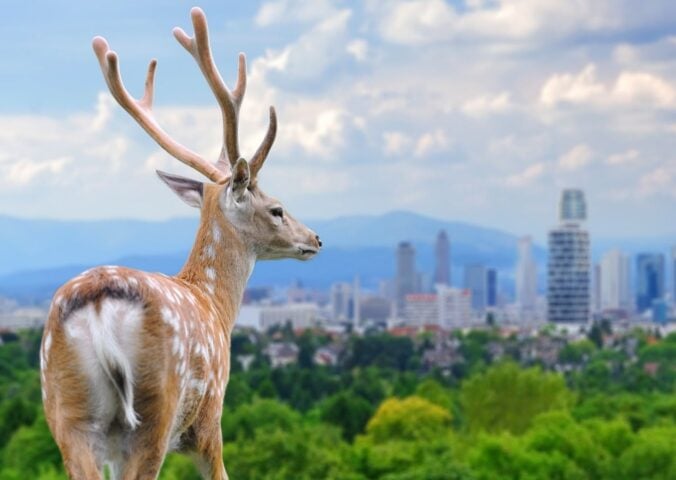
[504, 162, 546, 187]
[540, 64, 676, 108]
[606, 149, 640, 166]
[346, 39, 368, 62]
[613, 71, 676, 107]
[283, 108, 349, 157]
[375, 0, 623, 46]
[636, 166, 676, 198]
[540, 64, 606, 107]
[5, 157, 72, 187]
[461, 92, 512, 118]
[558, 144, 592, 171]
[382, 131, 412, 156]
[255, 0, 339, 26]
[377, 0, 456, 46]
[254, 10, 353, 81]
[414, 129, 449, 157]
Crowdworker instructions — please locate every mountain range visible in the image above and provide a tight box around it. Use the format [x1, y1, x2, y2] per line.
[0, 211, 672, 304]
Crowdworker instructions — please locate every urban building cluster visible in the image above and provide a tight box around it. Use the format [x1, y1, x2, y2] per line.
[0, 190, 674, 339]
[225, 188, 676, 336]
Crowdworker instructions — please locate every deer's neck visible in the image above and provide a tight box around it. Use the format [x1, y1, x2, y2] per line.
[178, 213, 254, 331]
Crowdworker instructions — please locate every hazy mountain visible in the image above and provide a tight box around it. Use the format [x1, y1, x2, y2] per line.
[1, 211, 672, 304]
[0, 215, 199, 276]
[0, 211, 542, 302]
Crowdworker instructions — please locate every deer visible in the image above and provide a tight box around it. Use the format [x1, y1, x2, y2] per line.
[39, 7, 321, 480]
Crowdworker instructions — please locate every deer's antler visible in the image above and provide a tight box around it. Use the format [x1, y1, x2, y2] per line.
[92, 36, 228, 184]
[93, 7, 278, 184]
[173, 7, 277, 178]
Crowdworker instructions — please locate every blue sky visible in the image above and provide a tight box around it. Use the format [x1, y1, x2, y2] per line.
[1, 0, 675, 241]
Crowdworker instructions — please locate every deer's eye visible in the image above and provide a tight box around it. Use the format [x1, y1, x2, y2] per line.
[270, 207, 284, 219]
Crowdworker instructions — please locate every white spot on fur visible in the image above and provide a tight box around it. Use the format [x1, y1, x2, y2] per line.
[205, 267, 216, 282]
[204, 244, 216, 260]
[205, 283, 215, 295]
[161, 307, 180, 331]
[54, 294, 64, 309]
[43, 332, 52, 364]
[190, 379, 207, 395]
[212, 223, 222, 243]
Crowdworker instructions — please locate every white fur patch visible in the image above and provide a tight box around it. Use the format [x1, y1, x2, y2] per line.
[211, 223, 222, 243]
[161, 307, 180, 332]
[65, 300, 143, 429]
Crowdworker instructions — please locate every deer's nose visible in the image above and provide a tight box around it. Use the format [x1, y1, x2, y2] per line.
[315, 235, 322, 248]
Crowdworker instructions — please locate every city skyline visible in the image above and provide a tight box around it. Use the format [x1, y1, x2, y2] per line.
[0, 1, 675, 239]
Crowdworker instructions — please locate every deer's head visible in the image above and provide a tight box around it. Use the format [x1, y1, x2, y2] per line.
[93, 8, 321, 261]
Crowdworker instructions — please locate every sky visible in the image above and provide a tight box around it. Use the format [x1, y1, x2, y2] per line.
[0, 0, 675, 241]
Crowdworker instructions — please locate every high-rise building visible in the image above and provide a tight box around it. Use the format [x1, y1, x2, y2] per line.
[434, 230, 451, 286]
[636, 253, 665, 312]
[464, 264, 487, 311]
[672, 246, 676, 302]
[592, 263, 602, 313]
[547, 189, 590, 324]
[396, 242, 417, 313]
[600, 250, 632, 312]
[516, 236, 538, 311]
[559, 189, 586, 221]
[486, 268, 498, 307]
[353, 275, 361, 327]
[330, 282, 352, 321]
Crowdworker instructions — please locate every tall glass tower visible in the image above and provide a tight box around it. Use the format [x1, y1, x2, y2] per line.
[396, 242, 417, 313]
[434, 230, 450, 286]
[464, 264, 487, 311]
[547, 189, 590, 324]
[516, 236, 538, 311]
[636, 253, 665, 312]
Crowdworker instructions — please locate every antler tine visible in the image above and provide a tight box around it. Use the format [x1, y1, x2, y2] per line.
[249, 107, 278, 180]
[91, 36, 228, 184]
[173, 7, 244, 170]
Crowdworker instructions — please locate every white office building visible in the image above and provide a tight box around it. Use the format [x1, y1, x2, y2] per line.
[237, 303, 320, 331]
[516, 236, 538, 312]
[600, 249, 632, 312]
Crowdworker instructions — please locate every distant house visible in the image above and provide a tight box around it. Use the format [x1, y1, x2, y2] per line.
[264, 342, 299, 368]
[313, 344, 343, 366]
[422, 339, 462, 370]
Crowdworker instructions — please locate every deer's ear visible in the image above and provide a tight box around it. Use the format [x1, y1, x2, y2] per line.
[156, 170, 203, 208]
[231, 158, 250, 202]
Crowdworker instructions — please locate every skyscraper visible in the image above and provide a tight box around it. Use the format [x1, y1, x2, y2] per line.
[434, 230, 451, 286]
[560, 189, 586, 221]
[486, 268, 498, 307]
[672, 246, 676, 302]
[636, 253, 665, 312]
[547, 189, 590, 324]
[330, 282, 352, 321]
[464, 264, 487, 311]
[600, 250, 631, 312]
[516, 236, 538, 311]
[592, 263, 602, 313]
[396, 242, 417, 313]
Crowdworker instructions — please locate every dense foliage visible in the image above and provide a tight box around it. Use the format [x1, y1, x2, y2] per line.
[0, 325, 674, 479]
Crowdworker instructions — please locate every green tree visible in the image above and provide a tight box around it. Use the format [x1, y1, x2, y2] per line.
[365, 396, 452, 443]
[460, 362, 573, 434]
[617, 425, 676, 480]
[320, 391, 374, 440]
